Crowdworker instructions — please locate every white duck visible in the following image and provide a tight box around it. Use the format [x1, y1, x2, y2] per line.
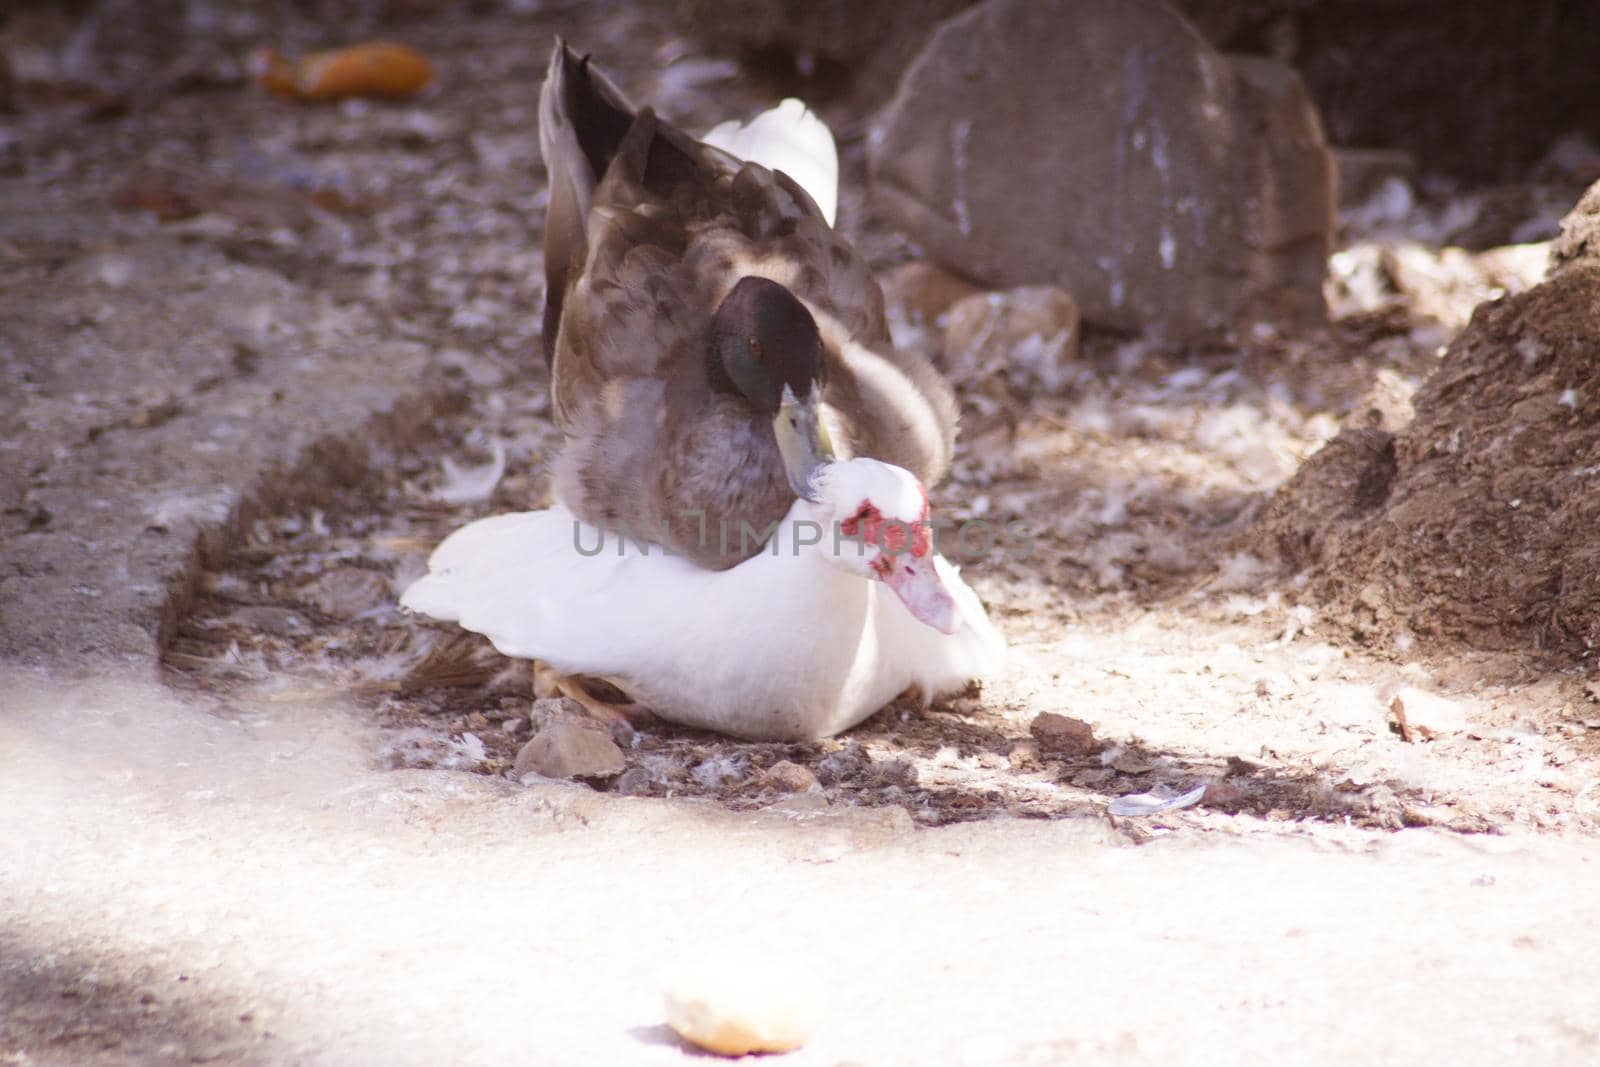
[403, 458, 1004, 741]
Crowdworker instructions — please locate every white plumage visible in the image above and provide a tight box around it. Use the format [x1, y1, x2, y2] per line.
[703, 98, 840, 227]
[402, 459, 1005, 741]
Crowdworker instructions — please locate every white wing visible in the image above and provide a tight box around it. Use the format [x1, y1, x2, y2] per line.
[703, 98, 839, 226]
[400, 509, 691, 665]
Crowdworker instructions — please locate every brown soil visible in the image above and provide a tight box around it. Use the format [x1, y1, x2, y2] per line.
[1257, 265, 1600, 662]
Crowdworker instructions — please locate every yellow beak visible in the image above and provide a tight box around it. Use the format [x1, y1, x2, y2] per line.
[774, 384, 835, 500]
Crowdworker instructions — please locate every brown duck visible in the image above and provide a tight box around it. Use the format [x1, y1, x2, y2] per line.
[538, 39, 958, 570]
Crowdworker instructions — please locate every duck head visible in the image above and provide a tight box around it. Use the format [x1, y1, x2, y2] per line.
[810, 459, 959, 635]
[708, 275, 834, 498]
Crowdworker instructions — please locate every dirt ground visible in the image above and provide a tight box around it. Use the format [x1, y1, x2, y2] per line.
[166, 307, 1600, 836]
[92, 3, 1590, 837]
[5, 1, 1600, 1063]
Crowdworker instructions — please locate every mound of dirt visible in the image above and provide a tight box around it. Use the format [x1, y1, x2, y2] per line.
[1257, 195, 1600, 661]
[1551, 179, 1600, 275]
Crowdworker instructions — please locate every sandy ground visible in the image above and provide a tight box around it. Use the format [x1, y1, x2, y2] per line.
[4, 1, 1600, 1063]
[7, 674, 1600, 1066]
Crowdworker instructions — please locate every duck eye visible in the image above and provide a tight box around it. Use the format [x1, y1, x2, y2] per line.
[747, 336, 762, 356]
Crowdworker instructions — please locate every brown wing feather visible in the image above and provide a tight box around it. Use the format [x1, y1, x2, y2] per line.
[539, 45, 956, 569]
[538, 40, 634, 364]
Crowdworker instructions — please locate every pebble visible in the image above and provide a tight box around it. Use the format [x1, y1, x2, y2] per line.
[1028, 712, 1098, 757]
[614, 767, 653, 795]
[527, 695, 589, 729]
[762, 760, 820, 793]
[514, 720, 625, 780]
[1005, 739, 1041, 770]
[882, 259, 982, 326]
[1388, 685, 1469, 741]
[664, 961, 821, 1056]
[1202, 781, 1245, 807]
[943, 286, 1081, 394]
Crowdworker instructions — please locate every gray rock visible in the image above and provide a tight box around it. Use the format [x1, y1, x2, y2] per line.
[1226, 55, 1336, 329]
[869, 0, 1334, 342]
[514, 720, 626, 781]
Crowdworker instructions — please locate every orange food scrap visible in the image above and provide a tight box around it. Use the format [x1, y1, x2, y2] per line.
[251, 42, 435, 103]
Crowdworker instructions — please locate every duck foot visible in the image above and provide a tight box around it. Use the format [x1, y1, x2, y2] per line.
[533, 662, 655, 741]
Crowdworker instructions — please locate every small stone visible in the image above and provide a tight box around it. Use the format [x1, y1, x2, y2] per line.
[614, 767, 653, 795]
[298, 567, 392, 618]
[514, 720, 625, 780]
[944, 286, 1080, 394]
[527, 695, 587, 729]
[1029, 712, 1098, 757]
[762, 760, 820, 793]
[1005, 739, 1041, 770]
[664, 960, 821, 1056]
[528, 694, 636, 745]
[881, 259, 983, 326]
[1388, 686, 1469, 742]
[1202, 781, 1245, 807]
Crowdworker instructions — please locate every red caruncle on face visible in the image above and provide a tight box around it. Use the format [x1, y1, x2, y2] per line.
[838, 493, 934, 572]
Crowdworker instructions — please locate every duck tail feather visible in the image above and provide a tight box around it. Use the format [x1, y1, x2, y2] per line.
[538, 39, 635, 364]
